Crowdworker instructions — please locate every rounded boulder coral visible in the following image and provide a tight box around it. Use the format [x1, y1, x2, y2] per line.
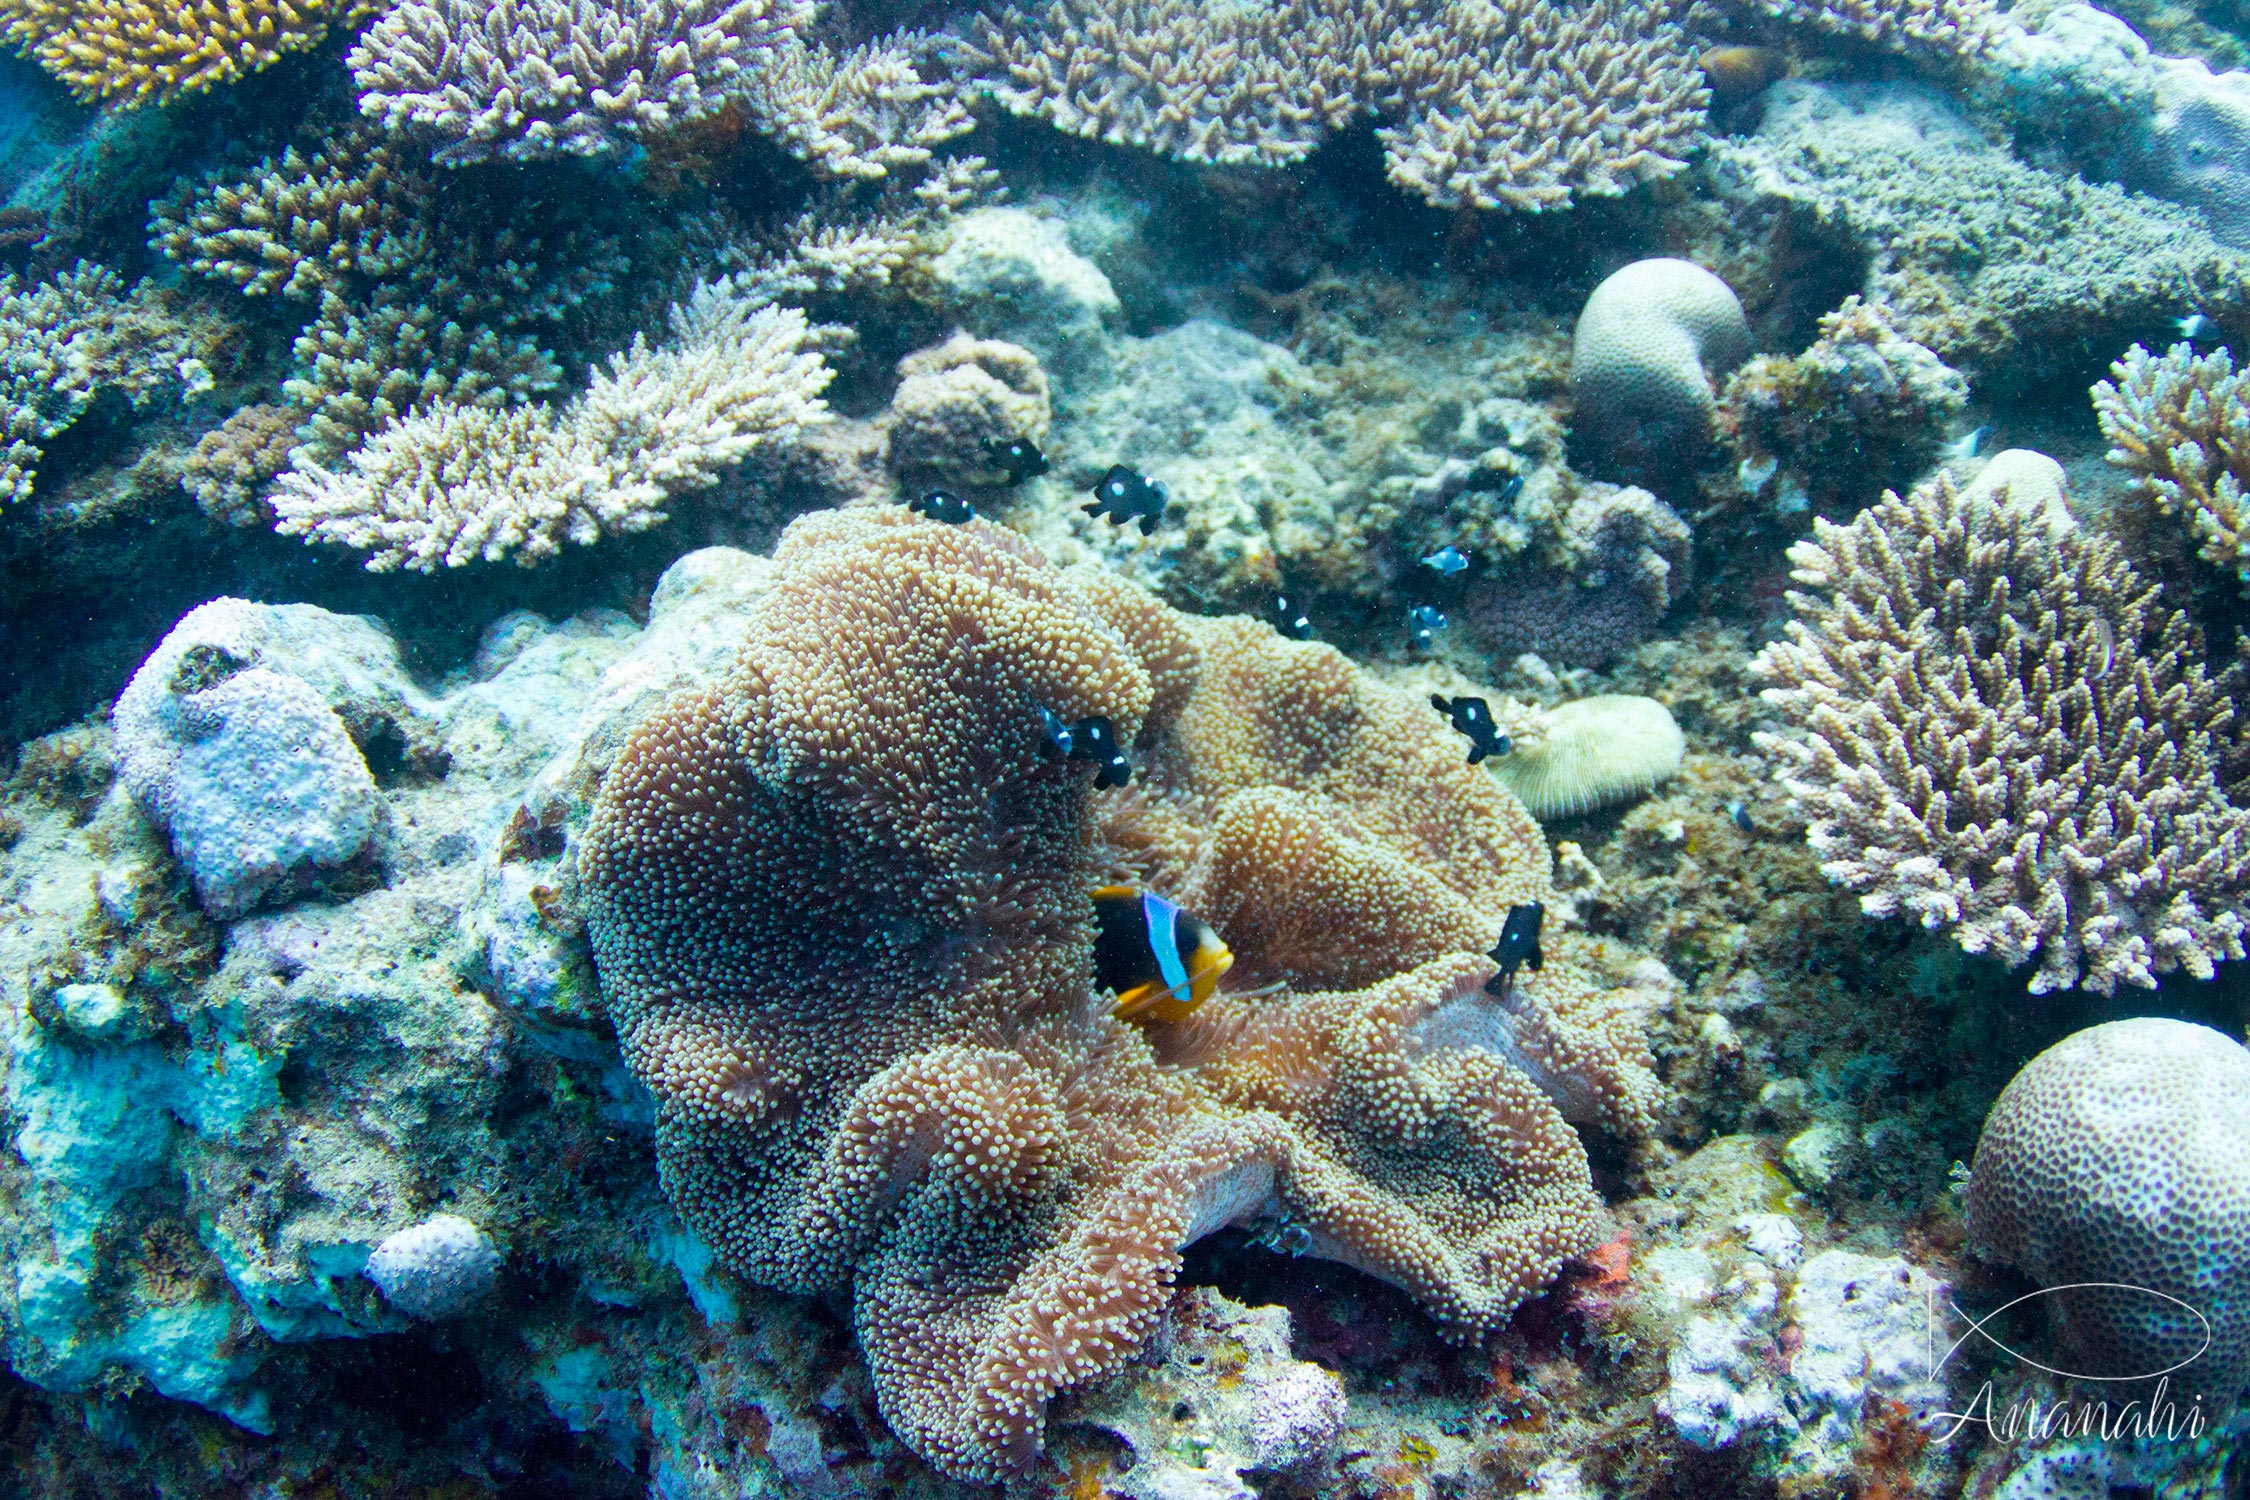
[1570, 258, 1749, 486]
[1967, 1018, 2250, 1401]
[581, 508, 1657, 1479]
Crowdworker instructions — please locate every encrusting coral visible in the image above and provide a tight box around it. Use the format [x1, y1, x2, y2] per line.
[0, 0, 372, 107]
[269, 281, 832, 570]
[1754, 468, 2250, 995]
[2093, 341, 2250, 590]
[580, 508, 1658, 1479]
[976, 0, 1710, 213]
[1721, 295, 1969, 516]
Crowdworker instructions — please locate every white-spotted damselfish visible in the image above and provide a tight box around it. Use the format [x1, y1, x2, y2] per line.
[1407, 604, 1448, 649]
[1483, 902, 1544, 996]
[1086, 465, 1168, 534]
[1273, 594, 1315, 640]
[910, 489, 974, 524]
[1092, 885, 1235, 1022]
[1430, 693, 1510, 764]
[1036, 705, 1132, 787]
[1421, 545, 1470, 576]
[984, 436, 1050, 484]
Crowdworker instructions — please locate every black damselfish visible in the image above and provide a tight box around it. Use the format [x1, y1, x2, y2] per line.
[1430, 693, 1511, 764]
[909, 489, 974, 524]
[1036, 705, 1133, 787]
[1085, 464, 1168, 534]
[984, 436, 1050, 484]
[1483, 902, 1545, 996]
[1273, 594, 1315, 640]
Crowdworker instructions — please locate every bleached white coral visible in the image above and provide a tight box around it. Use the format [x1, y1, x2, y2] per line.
[270, 286, 832, 571]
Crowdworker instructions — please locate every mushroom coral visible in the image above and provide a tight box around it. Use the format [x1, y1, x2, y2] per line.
[580, 508, 1655, 1480]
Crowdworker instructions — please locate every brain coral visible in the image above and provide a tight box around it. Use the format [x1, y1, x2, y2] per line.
[1571, 258, 1749, 486]
[581, 508, 1657, 1478]
[1968, 1019, 2250, 1402]
[1754, 471, 2250, 995]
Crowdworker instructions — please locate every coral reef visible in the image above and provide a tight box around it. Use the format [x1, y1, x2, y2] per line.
[2094, 340, 2250, 589]
[0, 260, 194, 505]
[1968, 1018, 2250, 1402]
[1715, 78, 2250, 394]
[882, 331, 1051, 485]
[1721, 295, 1969, 516]
[976, 0, 1710, 213]
[181, 404, 298, 528]
[1754, 469, 2250, 995]
[1729, 0, 1998, 63]
[0, 0, 371, 107]
[349, 0, 814, 165]
[1570, 258, 1750, 487]
[269, 284, 832, 570]
[580, 508, 1657, 1478]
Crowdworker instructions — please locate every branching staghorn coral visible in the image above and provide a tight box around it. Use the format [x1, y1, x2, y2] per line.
[268, 283, 831, 570]
[153, 128, 629, 462]
[2093, 341, 2250, 589]
[976, 0, 1709, 212]
[0, 0, 372, 107]
[1722, 0, 1998, 64]
[1753, 471, 2250, 995]
[350, 0, 814, 165]
[0, 261, 193, 503]
[743, 31, 974, 181]
[580, 508, 1656, 1478]
[717, 155, 999, 303]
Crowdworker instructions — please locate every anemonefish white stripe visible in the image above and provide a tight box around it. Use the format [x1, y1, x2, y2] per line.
[1142, 890, 1191, 1002]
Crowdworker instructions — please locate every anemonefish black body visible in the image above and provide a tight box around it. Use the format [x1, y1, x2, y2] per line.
[1092, 885, 1234, 1023]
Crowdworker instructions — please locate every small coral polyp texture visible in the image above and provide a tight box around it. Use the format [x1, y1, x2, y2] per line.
[581, 508, 1654, 1479]
[1, 0, 369, 107]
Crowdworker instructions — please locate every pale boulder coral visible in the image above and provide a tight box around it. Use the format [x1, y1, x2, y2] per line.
[1754, 472, 2250, 995]
[1968, 1019, 2250, 1401]
[1493, 695, 1685, 819]
[580, 509, 1651, 1478]
[364, 1214, 501, 1321]
[1571, 258, 1749, 486]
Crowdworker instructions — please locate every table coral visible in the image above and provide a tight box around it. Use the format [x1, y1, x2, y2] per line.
[349, 0, 814, 165]
[0, 0, 371, 107]
[976, 0, 1709, 214]
[1753, 469, 2250, 995]
[269, 282, 831, 570]
[2093, 340, 2250, 590]
[580, 508, 1654, 1478]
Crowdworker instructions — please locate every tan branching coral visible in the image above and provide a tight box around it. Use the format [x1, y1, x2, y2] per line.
[184, 405, 299, 527]
[2093, 341, 2250, 589]
[269, 284, 831, 570]
[581, 509, 1654, 1479]
[977, 0, 1708, 213]
[746, 33, 974, 181]
[150, 134, 429, 301]
[349, 0, 814, 165]
[0, 0, 371, 107]
[1753, 472, 2250, 995]
[0, 261, 193, 504]
[1729, 0, 1998, 64]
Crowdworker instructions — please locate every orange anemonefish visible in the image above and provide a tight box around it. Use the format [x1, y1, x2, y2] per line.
[1092, 885, 1235, 1023]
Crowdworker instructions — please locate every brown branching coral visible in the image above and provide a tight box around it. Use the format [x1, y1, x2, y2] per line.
[0, 0, 372, 107]
[1753, 471, 2250, 995]
[580, 509, 1652, 1479]
[976, 0, 1709, 213]
[2093, 341, 2250, 590]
